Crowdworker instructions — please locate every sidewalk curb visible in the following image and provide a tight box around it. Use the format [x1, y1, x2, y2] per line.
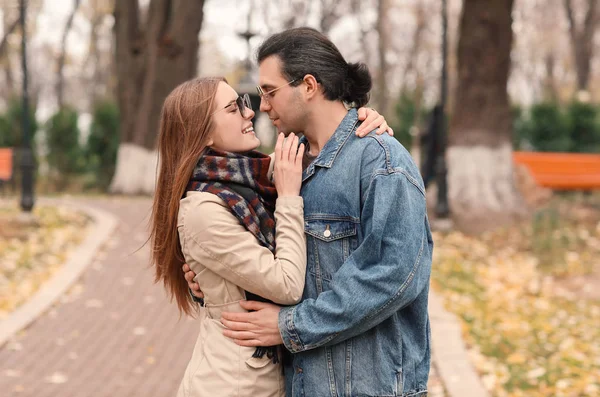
[429, 289, 490, 397]
[0, 200, 119, 348]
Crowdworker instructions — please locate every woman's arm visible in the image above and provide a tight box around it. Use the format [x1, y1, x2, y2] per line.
[182, 193, 306, 305]
[356, 107, 393, 137]
[183, 133, 306, 305]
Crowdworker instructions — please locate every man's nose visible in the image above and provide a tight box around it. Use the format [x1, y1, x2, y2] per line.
[259, 97, 271, 112]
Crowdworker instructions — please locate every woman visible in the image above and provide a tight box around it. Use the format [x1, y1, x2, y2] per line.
[150, 77, 390, 397]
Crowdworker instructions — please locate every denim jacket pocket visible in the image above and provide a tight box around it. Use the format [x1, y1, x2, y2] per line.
[304, 218, 358, 286]
[305, 218, 357, 242]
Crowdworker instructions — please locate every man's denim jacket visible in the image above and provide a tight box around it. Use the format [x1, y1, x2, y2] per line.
[279, 109, 433, 397]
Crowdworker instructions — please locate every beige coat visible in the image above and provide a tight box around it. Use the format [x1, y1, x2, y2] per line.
[175, 190, 306, 397]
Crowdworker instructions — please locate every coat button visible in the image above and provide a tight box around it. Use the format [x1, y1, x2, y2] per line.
[323, 225, 331, 238]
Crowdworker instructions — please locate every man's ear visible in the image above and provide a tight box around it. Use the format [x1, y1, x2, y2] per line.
[302, 74, 320, 100]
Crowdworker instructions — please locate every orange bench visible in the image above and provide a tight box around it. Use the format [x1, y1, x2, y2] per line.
[513, 151, 600, 190]
[0, 148, 14, 193]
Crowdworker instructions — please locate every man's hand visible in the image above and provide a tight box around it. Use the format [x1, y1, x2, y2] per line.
[221, 301, 283, 347]
[356, 107, 394, 137]
[183, 263, 204, 299]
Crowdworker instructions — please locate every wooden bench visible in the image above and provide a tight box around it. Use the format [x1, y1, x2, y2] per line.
[513, 151, 600, 190]
[0, 148, 14, 194]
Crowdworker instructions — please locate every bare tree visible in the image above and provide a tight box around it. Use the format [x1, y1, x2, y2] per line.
[80, 0, 115, 107]
[350, 0, 371, 52]
[447, 0, 525, 232]
[56, 0, 81, 108]
[319, 0, 342, 34]
[110, 0, 205, 195]
[0, 16, 18, 57]
[564, 0, 598, 91]
[84, 8, 104, 105]
[0, 14, 18, 97]
[350, 0, 377, 96]
[1, 0, 44, 103]
[277, 0, 342, 33]
[543, 52, 558, 102]
[400, 2, 427, 95]
[280, 0, 310, 30]
[375, 0, 391, 113]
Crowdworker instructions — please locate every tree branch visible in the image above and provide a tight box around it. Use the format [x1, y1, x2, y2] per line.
[56, 0, 82, 107]
[563, 0, 598, 90]
[564, 0, 577, 42]
[583, 0, 598, 42]
[320, 0, 340, 34]
[0, 17, 19, 59]
[401, 3, 427, 94]
[158, 0, 173, 41]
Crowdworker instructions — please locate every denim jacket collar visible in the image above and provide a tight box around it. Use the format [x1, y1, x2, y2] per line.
[301, 108, 359, 172]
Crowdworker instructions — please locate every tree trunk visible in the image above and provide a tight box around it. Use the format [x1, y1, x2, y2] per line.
[2, 55, 14, 97]
[110, 0, 205, 195]
[56, 0, 81, 108]
[400, 3, 427, 95]
[564, 0, 598, 91]
[543, 52, 558, 102]
[375, 0, 390, 114]
[350, 0, 375, 97]
[448, 0, 525, 232]
[83, 10, 103, 107]
[0, 15, 19, 97]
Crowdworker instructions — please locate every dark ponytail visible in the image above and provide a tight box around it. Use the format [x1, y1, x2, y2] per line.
[257, 27, 373, 108]
[342, 62, 372, 108]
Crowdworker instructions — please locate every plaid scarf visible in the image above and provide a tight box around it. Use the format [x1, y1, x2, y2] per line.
[187, 148, 280, 363]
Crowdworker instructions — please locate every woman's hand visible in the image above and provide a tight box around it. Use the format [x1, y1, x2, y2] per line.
[356, 107, 394, 137]
[273, 132, 305, 197]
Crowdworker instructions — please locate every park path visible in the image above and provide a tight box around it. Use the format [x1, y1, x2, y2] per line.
[0, 197, 446, 397]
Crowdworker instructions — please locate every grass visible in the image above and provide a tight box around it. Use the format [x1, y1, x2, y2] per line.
[432, 192, 600, 397]
[0, 203, 91, 319]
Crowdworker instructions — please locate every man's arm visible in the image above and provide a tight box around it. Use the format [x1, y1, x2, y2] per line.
[279, 170, 432, 353]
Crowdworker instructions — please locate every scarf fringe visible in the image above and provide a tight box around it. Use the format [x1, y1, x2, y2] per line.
[252, 346, 280, 364]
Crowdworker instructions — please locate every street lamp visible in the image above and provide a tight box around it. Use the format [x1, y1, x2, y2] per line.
[19, 0, 35, 213]
[237, 29, 261, 124]
[435, 0, 450, 218]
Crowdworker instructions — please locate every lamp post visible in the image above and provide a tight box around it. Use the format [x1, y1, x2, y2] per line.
[237, 29, 261, 122]
[19, 0, 34, 213]
[235, 0, 262, 122]
[435, 0, 450, 218]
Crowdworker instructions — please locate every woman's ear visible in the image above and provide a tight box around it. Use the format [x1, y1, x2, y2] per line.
[206, 133, 214, 147]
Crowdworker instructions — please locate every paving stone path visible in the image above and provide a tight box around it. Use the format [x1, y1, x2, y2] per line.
[0, 197, 446, 397]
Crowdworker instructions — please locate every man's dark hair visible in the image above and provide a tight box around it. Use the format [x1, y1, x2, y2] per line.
[257, 27, 372, 108]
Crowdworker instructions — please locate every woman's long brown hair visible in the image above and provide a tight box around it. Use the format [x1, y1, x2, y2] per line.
[150, 77, 225, 316]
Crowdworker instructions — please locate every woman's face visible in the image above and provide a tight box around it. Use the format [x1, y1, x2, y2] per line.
[208, 82, 259, 153]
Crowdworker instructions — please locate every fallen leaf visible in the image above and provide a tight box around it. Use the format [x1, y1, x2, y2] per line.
[85, 299, 104, 308]
[133, 327, 146, 336]
[45, 372, 68, 384]
[4, 369, 21, 377]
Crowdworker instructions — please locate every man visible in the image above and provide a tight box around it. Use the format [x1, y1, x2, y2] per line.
[185, 28, 433, 397]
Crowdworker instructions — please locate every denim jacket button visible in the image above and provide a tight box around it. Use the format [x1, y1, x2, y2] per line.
[323, 226, 331, 238]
